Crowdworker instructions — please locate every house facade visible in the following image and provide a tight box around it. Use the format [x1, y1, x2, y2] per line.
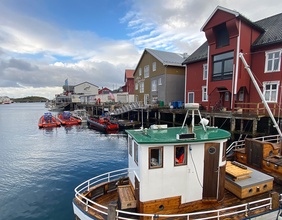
[134, 48, 187, 105]
[183, 6, 282, 113]
[122, 69, 135, 94]
[74, 82, 99, 95]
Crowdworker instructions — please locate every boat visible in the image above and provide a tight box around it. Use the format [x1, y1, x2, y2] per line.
[57, 111, 82, 126]
[73, 102, 282, 219]
[38, 112, 61, 128]
[71, 109, 88, 123]
[87, 115, 119, 133]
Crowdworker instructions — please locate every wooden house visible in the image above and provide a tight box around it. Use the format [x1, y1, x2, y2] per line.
[122, 69, 135, 94]
[183, 6, 282, 113]
[134, 48, 187, 106]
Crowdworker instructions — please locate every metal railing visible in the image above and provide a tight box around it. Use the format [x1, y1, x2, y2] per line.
[74, 168, 278, 220]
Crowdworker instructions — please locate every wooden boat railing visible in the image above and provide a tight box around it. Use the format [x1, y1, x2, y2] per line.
[74, 168, 280, 220]
[226, 134, 281, 155]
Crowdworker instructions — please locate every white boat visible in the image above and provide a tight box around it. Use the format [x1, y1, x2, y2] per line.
[71, 109, 88, 123]
[72, 102, 282, 219]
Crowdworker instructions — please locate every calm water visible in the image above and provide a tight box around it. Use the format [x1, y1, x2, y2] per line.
[0, 103, 128, 220]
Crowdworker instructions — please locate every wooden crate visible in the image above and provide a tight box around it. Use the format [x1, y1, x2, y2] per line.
[118, 185, 136, 209]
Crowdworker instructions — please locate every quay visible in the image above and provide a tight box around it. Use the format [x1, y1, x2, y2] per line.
[70, 102, 280, 140]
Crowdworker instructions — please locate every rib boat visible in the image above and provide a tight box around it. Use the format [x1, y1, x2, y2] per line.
[38, 112, 61, 128]
[87, 116, 119, 134]
[57, 111, 82, 126]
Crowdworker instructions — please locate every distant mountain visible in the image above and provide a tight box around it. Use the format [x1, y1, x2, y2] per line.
[12, 96, 48, 103]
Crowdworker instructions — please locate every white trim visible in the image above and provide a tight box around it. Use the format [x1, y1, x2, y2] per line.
[264, 49, 282, 73]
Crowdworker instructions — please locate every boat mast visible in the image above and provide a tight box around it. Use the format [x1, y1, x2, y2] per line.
[239, 52, 282, 138]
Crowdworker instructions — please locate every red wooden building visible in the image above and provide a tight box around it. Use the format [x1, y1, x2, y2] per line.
[183, 6, 282, 114]
[122, 69, 134, 94]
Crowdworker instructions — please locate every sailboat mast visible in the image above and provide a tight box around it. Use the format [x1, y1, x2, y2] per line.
[239, 52, 282, 138]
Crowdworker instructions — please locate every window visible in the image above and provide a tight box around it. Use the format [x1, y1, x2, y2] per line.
[128, 137, 132, 156]
[151, 80, 157, 91]
[158, 78, 162, 85]
[135, 82, 138, 90]
[140, 82, 144, 93]
[212, 51, 234, 81]
[203, 64, 208, 80]
[134, 142, 138, 165]
[225, 92, 229, 101]
[144, 65, 149, 78]
[265, 50, 281, 72]
[149, 147, 163, 169]
[139, 68, 142, 76]
[263, 81, 279, 102]
[214, 23, 229, 48]
[174, 145, 187, 166]
[202, 86, 208, 101]
[152, 62, 156, 71]
[238, 89, 244, 101]
[188, 92, 194, 103]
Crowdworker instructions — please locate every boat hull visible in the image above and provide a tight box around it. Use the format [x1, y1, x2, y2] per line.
[87, 116, 119, 133]
[38, 115, 61, 128]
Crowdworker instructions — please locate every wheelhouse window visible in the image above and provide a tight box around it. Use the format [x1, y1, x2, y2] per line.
[265, 50, 281, 72]
[134, 142, 138, 165]
[214, 23, 229, 48]
[128, 137, 132, 156]
[263, 81, 279, 102]
[188, 92, 194, 103]
[212, 51, 234, 81]
[151, 80, 157, 91]
[144, 65, 149, 78]
[174, 145, 187, 166]
[203, 64, 208, 80]
[202, 86, 208, 102]
[149, 147, 163, 169]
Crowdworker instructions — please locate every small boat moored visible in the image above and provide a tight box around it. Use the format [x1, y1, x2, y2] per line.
[87, 116, 119, 133]
[57, 111, 82, 126]
[38, 112, 61, 128]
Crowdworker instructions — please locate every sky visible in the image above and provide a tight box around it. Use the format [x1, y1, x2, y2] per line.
[1, 0, 282, 99]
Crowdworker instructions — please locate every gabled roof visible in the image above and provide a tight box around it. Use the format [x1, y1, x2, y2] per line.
[125, 69, 134, 80]
[183, 7, 282, 65]
[145, 48, 187, 66]
[74, 81, 98, 88]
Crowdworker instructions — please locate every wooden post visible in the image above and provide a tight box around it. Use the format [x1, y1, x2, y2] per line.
[270, 191, 280, 210]
[173, 113, 176, 127]
[158, 111, 161, 124]
[107, 201, 117, 220]
[252, 119, 258, 137]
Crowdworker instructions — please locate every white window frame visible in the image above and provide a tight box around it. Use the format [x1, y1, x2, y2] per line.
[203, 64, 208, 80]
[202, 86, 208, 102]
[135, 82, 138, 90]
[263, 81, 279, 103]
[151, 80, 157, 92]
[152, 62, 156, 71]
[140, 82, 144, 93]
[139, 67, 142, 76]
[144, 65, 149, 78]
[188, 92, 194, 103]
[265, 50, 281, 73]
[158, 78, 162, 85]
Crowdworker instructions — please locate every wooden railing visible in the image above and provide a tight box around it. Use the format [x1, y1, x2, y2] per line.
[235, 102, 282, 116]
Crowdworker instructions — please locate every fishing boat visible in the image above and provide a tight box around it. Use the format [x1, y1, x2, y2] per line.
[87, 116, 119, 133]
[73, 102, 282, 219]
[57, 111, 82, 126]
[38, 112, 61, 128]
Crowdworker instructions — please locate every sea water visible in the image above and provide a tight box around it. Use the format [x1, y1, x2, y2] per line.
[0, 103, 128, 220]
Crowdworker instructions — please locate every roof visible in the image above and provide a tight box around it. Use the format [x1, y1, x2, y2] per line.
[126, 126, 230, 144]
[182, 41, 208, 65]
[252, 12, 282, 48]
[74, 81, 98, 88]
[145, 48, 187, 66]
[125, 69, 134, 80]
[183, 7, 282, 65]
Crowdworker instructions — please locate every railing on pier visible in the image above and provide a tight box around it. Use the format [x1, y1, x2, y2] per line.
[235, 102, 282, 116]
[74, 168, 279, 220]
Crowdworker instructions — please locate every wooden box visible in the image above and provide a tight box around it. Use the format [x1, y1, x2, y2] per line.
[118, 185, 136, 209]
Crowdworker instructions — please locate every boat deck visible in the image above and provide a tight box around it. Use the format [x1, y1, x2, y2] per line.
[74, 182, 282, 220]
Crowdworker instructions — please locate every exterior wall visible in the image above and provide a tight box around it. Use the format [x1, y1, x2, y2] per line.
[166, 73, 185, 104]
[124, 78, 135, 94]
[74, 82, 98, 95]
[134, 51, 185, 105]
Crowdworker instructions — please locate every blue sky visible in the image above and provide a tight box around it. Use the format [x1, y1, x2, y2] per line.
[1, 0, 282, 99]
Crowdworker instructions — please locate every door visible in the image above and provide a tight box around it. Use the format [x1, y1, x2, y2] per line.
[134, 176, 140, 212]
[203, 143, 220, 200]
